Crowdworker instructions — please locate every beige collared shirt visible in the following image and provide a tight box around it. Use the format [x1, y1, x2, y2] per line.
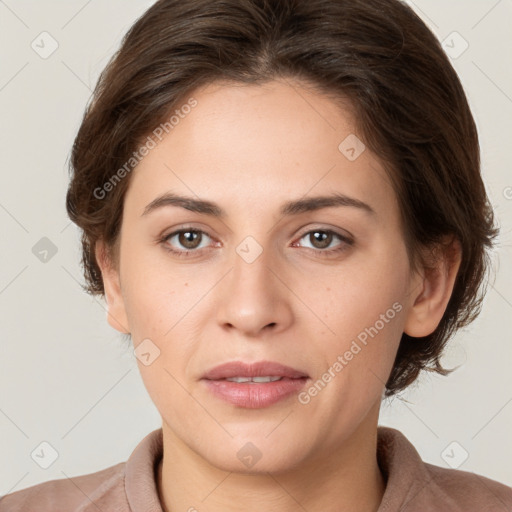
[1, 426, 511, 511]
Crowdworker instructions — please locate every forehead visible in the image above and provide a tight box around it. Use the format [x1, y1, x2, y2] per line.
[124, 79, 395, 219]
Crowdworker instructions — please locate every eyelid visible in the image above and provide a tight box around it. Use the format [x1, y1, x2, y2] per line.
[160, 225, 217, 251]
[159, 224, 354, 256]
[295, 223, 353, 240]
[292, 227, 354, 252]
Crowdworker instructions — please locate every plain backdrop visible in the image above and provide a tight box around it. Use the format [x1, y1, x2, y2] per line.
[1, 0, 511, 496]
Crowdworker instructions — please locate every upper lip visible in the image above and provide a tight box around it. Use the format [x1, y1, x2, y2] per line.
[202, 361, 309, 380]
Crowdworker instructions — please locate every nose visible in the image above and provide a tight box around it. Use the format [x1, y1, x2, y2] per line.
[215, 242, 294, 337]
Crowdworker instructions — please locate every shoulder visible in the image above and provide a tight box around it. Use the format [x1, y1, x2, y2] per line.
[377, 426, 512, 511]
[0, 462, 126, 512]
[423, 462, 512, 511]
[0, 428, 164, 512]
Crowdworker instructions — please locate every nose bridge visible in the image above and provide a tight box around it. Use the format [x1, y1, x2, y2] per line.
[215, 236, 292, 335]
[232, 239, 272, 296]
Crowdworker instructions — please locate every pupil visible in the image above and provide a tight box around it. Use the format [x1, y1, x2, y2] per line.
[180, 231, 200, 248]
[312, 231, 331, 249]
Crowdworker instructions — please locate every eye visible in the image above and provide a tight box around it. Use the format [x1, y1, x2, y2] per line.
[159, 226, 353, 259]
[294, 229, 353, 255]
[161, 228, 213, 255]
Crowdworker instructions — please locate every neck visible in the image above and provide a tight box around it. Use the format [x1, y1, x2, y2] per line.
[157, 413, 386, 512]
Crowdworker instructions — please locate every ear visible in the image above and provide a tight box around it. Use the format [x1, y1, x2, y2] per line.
[404, 236, 462, 337]
[95, 239, 130, 334]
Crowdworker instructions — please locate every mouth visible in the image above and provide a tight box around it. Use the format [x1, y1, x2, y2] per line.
[201, 360, 309, 409]
[202, 360, 309, 380]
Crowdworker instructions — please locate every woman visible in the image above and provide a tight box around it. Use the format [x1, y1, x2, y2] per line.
[2, 0, 511, 510]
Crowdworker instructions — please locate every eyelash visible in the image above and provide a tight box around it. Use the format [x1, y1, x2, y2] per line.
[158, 226, 354, 259]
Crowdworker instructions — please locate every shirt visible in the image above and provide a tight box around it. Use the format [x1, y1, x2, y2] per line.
[1, 426, 511, 511]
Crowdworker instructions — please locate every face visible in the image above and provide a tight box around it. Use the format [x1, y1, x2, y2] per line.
[99, 79, 431, 473]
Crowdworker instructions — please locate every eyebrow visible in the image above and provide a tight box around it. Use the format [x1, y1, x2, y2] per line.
[141, 191, 376, 218]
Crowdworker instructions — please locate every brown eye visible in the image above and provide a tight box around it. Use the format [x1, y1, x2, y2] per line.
[294, 228, 353, 256]
[177, 230, 202, 249]
[309, 230, 333, 249]
[163, 229, 212, 254]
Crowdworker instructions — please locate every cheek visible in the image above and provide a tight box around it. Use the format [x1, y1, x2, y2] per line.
[293, 252, 409, 434]
[301, 239, 410, 377]
[119, 241, 211, 376]
[121, 265, 204, 420]
[119, 237, 188, 337]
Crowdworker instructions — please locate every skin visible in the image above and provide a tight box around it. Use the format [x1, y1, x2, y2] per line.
[96, 78, 461, 512]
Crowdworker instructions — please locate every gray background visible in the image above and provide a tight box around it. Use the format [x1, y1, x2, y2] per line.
[1, 0, 511, 495]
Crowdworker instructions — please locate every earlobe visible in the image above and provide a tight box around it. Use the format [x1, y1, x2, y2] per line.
[95, 240, 130, 334]
[403, 237, 462, 338]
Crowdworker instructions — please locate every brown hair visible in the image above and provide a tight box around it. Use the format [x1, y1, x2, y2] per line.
[66, 0, 499, 396]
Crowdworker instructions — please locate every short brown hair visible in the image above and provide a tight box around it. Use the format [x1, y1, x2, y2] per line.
[66, 0, 499, 396]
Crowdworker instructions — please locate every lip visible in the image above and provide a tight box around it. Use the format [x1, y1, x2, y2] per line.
[202, 360, 309, 380]
[201, 360, 309, 409]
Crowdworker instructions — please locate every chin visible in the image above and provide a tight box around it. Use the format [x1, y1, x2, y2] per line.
[194, 432, 311, 475]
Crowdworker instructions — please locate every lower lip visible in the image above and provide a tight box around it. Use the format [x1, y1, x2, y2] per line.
[202, 378, 308, 408]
